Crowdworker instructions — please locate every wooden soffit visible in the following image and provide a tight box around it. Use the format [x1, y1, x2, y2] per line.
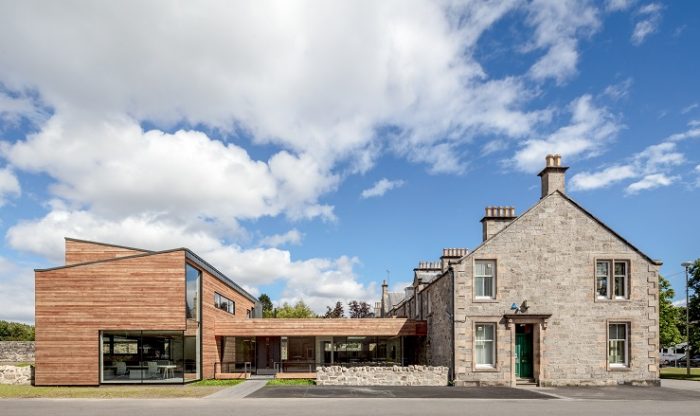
[215, 318, 427, 337]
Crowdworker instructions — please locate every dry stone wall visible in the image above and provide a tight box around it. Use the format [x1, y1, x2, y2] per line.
[0, 365, 32, 385]
[316, 365, 448, 386]
[0, 341, 35, 363]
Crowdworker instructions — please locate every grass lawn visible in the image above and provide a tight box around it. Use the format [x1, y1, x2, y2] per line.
[0, 379, 244, 398]
[660, 367, 700, 381]
[267, 378, 315, 386]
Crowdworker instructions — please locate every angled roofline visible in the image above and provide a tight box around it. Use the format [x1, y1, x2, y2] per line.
[37, 242, 260, 305]
[456, 191, 662, 266]
[64, 237, 153, 253]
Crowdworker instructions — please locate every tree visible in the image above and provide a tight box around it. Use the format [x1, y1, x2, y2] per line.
[324, 302, 344, 318]
[659, 275, 683, 348]
[259, 293, 274, 318]
[0, 320, 35, 341]
[348, 300, 373, 318]
[274, 300, 316, 318]
[687, 259, 700, 354]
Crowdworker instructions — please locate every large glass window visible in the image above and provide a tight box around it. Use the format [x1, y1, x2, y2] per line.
[331, 336, 402, 365]
[475, 323, 495, 368]
[101, 331, 185, 383]
[475, 260, 496, 299]
[608, 323, 629, 367]
[186, 264, 201, 321]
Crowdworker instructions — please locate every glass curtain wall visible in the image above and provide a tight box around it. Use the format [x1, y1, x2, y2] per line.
[331, 336, 402, 366]
[101, 330, 185, 383]
[185, 264, 202, 381]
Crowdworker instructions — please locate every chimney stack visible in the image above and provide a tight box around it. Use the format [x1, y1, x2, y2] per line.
[380, 280, 389, 318]
[538, 153, 568, 198]
[480, 206, 517, 241]
[440, 248, 469, 271]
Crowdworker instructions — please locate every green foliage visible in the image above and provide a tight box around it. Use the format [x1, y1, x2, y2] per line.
[190, 379, 245, 386]
[348, 300, 373, 318]
[259, 293, 274, 318]
[267, 378, 315, 385]
[323, 301, 344, 318]
[274, 300, 316, 318]
[0, 320, 35, 341]
[659, 275, 683, 348]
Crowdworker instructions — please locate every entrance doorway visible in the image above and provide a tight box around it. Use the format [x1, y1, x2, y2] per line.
[515, 324, 533, 379]
[256, 336, 280, 375]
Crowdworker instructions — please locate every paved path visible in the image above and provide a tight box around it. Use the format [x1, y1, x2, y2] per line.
[247, 385, 553, 399]
[661, 378, 700, 392]
[205, 380, 267, 399]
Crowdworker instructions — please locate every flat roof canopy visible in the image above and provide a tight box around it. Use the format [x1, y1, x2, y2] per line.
[215, 318, 427, 337]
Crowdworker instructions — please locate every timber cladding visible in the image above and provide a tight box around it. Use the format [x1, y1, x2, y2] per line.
[200, 267, 256, 379]
[64, 238, 150, 265]
[215, 318, 428, 337]
[34, 250, 187, 386]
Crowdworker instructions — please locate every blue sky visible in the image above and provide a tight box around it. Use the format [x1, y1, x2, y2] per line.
[0, 0, 698, 323]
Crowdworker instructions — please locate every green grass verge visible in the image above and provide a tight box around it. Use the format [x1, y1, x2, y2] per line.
[0, 380, 242, 399]
[267, 378, 315, 386]
[660, 367, 700, 381]
[189, 379, 245, 386]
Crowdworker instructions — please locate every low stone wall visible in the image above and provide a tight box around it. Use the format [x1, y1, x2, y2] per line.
[0, 341, 35, 363]
[316, 365, 448, 386]
[0, 365, 33, 385]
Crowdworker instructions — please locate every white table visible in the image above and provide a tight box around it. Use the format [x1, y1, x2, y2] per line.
[159, 365, 177, 379]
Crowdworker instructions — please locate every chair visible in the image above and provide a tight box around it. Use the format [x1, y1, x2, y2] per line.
[115, 361, 127, 377]
[147, 361, 160, 379]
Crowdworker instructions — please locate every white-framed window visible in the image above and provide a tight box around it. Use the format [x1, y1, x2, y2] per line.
[474, 260, 496, 299]
[596, 260, 629, 300]
[475, 323, 496, 368]
[608, 322, 629, 368]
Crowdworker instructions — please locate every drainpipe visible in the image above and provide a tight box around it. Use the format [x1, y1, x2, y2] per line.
[450, 267, 456, 384]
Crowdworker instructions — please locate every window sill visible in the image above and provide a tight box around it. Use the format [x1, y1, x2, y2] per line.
[473, 298, 498, 303]
[595, 298, 631, 303]
[474, 366, 498, 372]
[608, 365, 631, 371]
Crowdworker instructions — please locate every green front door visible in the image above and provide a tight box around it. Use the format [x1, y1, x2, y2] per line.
[515, 326, 533, 378]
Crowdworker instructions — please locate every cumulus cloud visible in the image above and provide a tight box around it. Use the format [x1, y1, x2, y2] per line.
[0, 257, 34, 323]
[0, 167, 21, 206]
[525, 0, 600, 83]
[0, 91, 46, 127]
[512, 95, 621, 172]
[259, 229, 303, 248]
[361, 178, 405, 199]
[5, 206, 372, 313]
[571, 124, 692, 193]
[631, 3, 663, 45]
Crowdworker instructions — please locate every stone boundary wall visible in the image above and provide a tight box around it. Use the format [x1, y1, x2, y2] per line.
[316, 365, 448, 386]
[0, 341, 35, 363]
[0, 365, 33, 385]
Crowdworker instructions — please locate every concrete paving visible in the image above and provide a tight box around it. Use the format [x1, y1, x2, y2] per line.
[205, 380, 267, 399]
[247, 385, 554, 399]
[661, 378, 700, 392]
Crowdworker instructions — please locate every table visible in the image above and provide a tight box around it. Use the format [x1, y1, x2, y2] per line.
[159, 365, 177, 379]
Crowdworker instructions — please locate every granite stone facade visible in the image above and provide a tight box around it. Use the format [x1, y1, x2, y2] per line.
[382, 155, 660, 387]
[0, 365, 33, 385]
[316, 365, 448, 386]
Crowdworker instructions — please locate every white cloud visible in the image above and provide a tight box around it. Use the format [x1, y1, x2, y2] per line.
[259, 229, 303, 248]
[631, 3, 663, 45]
[626, 173, 676, 194]
[570, 165, 637, 191]
[0, 257, 34, 324]
[681, 103, 699, 114]
[361, 178, 405, 199]
[5, 206, 374, 314]
[0, 91, 46, 127]
[512, 95, 621, 172]
[606, 0, 635, 12]
[696, 164, 700, 173]
[0, 167, 21, 206]
[3, 115, 336, 225]
[603, 78, 633, 101]
[571, 132, 686, 193]
[525, 0, 601, 83]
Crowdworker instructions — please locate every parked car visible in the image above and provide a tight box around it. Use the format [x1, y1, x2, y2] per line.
[669, 354, 700, 367]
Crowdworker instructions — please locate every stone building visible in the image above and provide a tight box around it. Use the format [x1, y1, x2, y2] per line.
[381, 155, 661, 387]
